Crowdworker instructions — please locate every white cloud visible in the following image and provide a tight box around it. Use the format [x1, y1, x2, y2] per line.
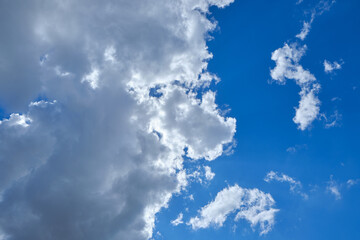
[171, 213, 184, 226]
[270, 43, 320, 130]
[204, 166, 215, 181]
[187, 165, 217, 184]
[265, 171, 308, 199]
[324, 60, 343, 73]
[321, 110, 342, 128]
[293, 84, 321, 130]
[270, 0, 337, 130]
[327, 176, 341, 200]
[0, 113, 32, 128]
[188, 184, 279, 235]
[0, 1, 236, 239]
[296, 21, 311, 40]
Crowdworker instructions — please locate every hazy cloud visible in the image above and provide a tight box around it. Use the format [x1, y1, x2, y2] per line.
[265, 171, 308, 199]
[324, 60, 343, 73]
[327, 176, 341, 200]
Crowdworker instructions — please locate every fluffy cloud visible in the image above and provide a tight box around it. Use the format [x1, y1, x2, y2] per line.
[188, 184, 279, 235]
[270, 0, 337, 130]
[0, 1, 236, 239]
[265, 171, 308, 199]
[270, 43, 320, 130]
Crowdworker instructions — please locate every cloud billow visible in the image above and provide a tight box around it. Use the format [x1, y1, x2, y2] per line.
[0, 1, 236, 239]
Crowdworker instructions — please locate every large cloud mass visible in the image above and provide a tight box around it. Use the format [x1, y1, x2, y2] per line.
[0, 1, 236, 239]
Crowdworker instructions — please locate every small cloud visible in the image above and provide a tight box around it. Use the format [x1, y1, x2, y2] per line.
[286, 147, 297, 153]
[185, 194, 194, 201]
[320, 111, 342, 129]
[286, 144, 307, 153]
[265, 171, 308, 199]
[326, 176, 341, 200]
[347, 179, 360, 188]
[331, 97, 341, 102]
[188, 184, 278, 235]
[81, 68, 100, 89]
[204, 166, 215, 181]
[187, 166, 215, 184]
[324, 60, 343, 73]
[296, 21, 311, 40]
[171, 213, 184, 226]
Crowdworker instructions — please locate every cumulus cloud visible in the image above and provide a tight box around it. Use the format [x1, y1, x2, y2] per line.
[0, 1, 236, 239]
[293, 84, 321, 130]
[270, 43, 320, 130]
[324, 60, 343, 73]
[265, 171, 308, 199]
[188, 184, 279, 235]
[270, 0, 337, 130]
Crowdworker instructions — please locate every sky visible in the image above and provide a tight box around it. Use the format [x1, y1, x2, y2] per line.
[0, 0, 359, 240]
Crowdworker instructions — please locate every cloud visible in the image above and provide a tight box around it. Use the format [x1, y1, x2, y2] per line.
[204, 166, 215, 181]
[171, 213, 184, 226]
[187, 165, 216, 184]
[270, 0, 337, 130]
[265, 171, 308, 199]
[270, 43, 320, 130]
[295, 0, 336, 41]
[286, 144, 307, 153]
[0, 1, 236, 239]
[188, 184, 279, 235]
[324, 60, 343, 73]
[320, 110, 342, 128]
[293, 84, 321, 130]
[326, 176, 341, 200]
[347, 179, 360, 188]
[296, 21, 311, 40]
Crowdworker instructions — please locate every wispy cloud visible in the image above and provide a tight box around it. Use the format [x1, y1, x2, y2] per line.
[265, 171, 308, 199]
[327, 176, 341, 200]
[347, 179, 360, 188]
[171, 213, 184, 226]
[324, 60, 343, 73]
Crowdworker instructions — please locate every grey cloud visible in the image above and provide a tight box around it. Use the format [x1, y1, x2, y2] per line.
[0, 1, 235, 239]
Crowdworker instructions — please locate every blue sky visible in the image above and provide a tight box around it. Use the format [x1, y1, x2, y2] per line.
[155, 0, 360, 239]
[0, 0, 359, 240]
